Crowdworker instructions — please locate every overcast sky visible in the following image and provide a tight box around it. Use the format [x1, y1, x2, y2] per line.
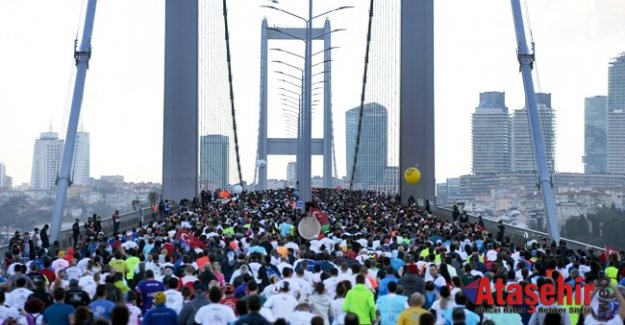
[1, 0, 624, 187]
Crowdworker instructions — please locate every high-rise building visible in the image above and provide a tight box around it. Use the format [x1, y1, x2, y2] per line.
[472, 92, 511, 174]
[584, 96, 608, 174]
[607, 53, 625, 174]
[286, 162, 297, 182]
[345, 102, 387, 185]
[31, 132, 64, 190]
[511, 93, 556, 173]
[608, 53, 625, 112]
[199, 135, 229, 190]
[0, 162, 12, 189]
[286, 161, 297, 188]
[72, 131, 91, 186]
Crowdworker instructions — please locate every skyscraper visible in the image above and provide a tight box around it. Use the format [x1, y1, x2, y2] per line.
[31, 132, 64, 190]
[199, 135, 229, 190]
[0, 162, 12, 189]
[511, 93, 556, 173]
[286, 162, 297, 182]
[72, 131, 91, 186]
[607, 53, 625, 174]
[608, 53, 625, 112]
[471, 92, 511, 174]
[584, 96, 608, 174]
[345, 102, 387, 185]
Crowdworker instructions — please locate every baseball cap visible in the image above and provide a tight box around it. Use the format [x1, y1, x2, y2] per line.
[153, 292, 166, 305]
[224, 285, 235, 295]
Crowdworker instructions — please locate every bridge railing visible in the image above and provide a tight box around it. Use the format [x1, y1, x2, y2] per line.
[0, 208, 150, 257]
[1, 203, 604, 257]
[434, 206, 605, 252]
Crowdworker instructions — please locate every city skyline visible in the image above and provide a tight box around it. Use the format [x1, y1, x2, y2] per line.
[1, 1, 625, 186]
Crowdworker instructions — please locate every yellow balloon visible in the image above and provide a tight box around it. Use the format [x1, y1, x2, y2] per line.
[404, 167, 421, 184]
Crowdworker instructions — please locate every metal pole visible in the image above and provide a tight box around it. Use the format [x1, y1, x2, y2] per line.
[300, 0, 313, 203]
[258, 19, 268, 191]
[323, 19, 333, 188]
[50, 0, 98, 243]
[510, 0, 560, 243]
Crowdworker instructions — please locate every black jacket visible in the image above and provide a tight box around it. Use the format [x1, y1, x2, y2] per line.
[40, 229, 50, 248]
[397, 272, 425, 297]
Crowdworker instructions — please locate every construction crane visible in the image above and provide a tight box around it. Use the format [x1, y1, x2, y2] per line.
[510, 0, 560, 243]
[50, 0, 98, 242]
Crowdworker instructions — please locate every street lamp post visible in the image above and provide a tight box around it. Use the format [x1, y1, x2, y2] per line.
[263, 2, 352, 200]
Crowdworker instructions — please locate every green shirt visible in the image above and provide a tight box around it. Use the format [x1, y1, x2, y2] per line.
[343, 284, 376, 325]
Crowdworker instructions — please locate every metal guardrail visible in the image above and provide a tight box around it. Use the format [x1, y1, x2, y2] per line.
[1, 203, 604, 257]
[0, 208, 151, 257]
[434, 206, 605, 252]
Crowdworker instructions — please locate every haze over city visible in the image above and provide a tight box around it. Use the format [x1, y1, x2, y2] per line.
[1, 0, 624, 186]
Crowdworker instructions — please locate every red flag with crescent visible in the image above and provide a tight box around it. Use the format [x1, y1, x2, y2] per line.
[310, 208, 329, 225]
[177, 229, 207, 249]
[606, 244, 618, 256]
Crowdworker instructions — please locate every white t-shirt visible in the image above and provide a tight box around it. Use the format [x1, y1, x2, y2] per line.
[0, 305, 21, 324]
[331, 298, 346, 325]
[77, 258, 91, 273]
[264, 292, 298, 319]
[79, 275, 97, 299]
[194, 303, 236, 325]
[65, 266, 83, 281]
[164, 289, 184, 314]
[430, 299, 456, 325]
[125, 304, 142, 325]
[289, 310, 315, 325]
[6, 288, 33, 310]
[323, 277, 339, 299]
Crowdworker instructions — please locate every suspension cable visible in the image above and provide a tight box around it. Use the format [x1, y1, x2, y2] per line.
[349, 0, 375, 191]
[332, 131, 338, 181]
[523, 0, 556, 187]
[222, 0, 243, 186]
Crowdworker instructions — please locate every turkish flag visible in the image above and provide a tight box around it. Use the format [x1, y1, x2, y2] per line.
[310, 208, 329, 225]
[177, 229, 207, 249]
[176, 228, 188, 241]
[606, 244, 618, 256]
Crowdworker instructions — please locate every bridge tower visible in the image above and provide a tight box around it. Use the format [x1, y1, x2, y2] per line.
[162, 1, 199, 202]
[161, 2, 434, 204]
[399, 0, 435, 205]
[256, 19, 334, 192]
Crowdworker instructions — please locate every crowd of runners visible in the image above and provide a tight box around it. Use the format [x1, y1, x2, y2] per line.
[0, 188, 624, 325]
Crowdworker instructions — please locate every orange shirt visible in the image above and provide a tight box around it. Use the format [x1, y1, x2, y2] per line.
[197, 256, 210, 270]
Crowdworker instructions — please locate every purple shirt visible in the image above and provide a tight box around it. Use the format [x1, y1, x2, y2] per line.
[136, 279, 165, 312]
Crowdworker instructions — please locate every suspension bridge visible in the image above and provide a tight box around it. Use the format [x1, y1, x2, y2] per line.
[7, 0, 613, 252]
